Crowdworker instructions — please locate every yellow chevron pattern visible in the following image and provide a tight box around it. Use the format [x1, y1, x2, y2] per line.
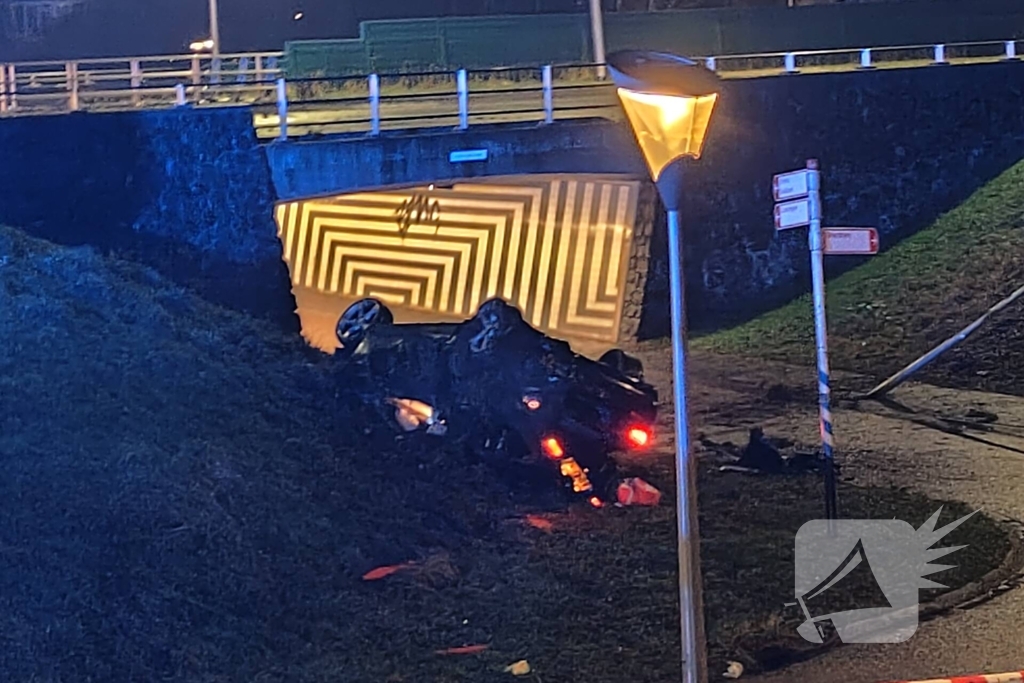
[274, 176, 640, 342]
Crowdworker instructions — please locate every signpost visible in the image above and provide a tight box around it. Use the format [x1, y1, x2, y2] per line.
[774, 198, 812, 231]
[771, 160, 881, 526]
[822, 228, 879, 255]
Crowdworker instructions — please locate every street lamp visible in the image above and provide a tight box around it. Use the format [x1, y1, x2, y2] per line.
[208, 0, 221, 57]
[607, 49, 720, 683]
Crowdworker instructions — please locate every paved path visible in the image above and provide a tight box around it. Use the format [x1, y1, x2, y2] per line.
[742, 382, 1024, 683]
[638, 348, 1024, 683]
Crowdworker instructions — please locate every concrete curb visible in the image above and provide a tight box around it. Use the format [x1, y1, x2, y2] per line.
[884, 671, 1024, 683]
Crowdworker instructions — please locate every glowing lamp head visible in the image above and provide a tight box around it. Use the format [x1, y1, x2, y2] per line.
[607, 50, 721, 198]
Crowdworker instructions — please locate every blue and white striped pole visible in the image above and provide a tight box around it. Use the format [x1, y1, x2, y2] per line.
[806, 159, 839, 526]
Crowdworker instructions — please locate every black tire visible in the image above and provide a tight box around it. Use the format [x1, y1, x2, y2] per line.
[599, 348, 645, 382]
[468, 297, 526, 354]
[335, 298, 394, 358]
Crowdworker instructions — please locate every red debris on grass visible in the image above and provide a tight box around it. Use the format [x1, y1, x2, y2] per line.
[616, 477, 662, 506]
[361, 562, 416, 581]
[523, 514, 555, 532]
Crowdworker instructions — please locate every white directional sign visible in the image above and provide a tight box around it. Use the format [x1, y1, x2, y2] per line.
[823, 227, 879, 255]
[774, 198, 812, 231]
[773, 169, 811, 202]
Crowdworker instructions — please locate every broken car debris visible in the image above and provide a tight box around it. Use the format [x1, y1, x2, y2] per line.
[334, 296, 661, 504]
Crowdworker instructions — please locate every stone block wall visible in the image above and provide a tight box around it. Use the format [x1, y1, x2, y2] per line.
[0, 108, 299, 333]
[638, 60, 1024, 338]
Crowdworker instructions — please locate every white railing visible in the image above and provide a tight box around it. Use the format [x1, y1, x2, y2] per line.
[0, 51, 283, 114]
[0, 38, 1019, 135]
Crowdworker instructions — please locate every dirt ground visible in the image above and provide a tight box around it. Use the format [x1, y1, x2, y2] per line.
[642, 343, 1024, 682]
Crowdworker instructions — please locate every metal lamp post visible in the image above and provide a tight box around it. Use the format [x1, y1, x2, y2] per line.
[208, 0, 221, 57]
[607, 50, 721, 683]
[588, 0, 608, 78]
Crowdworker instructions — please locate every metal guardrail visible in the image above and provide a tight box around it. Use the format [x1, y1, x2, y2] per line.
[0, 52, 284, 114]
[0, 39, 1020, 137]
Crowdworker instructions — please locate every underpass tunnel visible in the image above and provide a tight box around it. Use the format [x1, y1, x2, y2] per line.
[273, 173, 655, 357]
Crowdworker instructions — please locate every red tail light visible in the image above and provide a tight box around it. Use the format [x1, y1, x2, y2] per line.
[625, 426, 652, 448]
[541, 436, 564, 460]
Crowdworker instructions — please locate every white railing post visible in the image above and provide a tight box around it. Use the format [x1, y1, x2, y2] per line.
[542, 64, 553, 125]
[1006, 40, 1017, 60]
[211, 57, 222, 85]
[704, 56, 716, 71]
[368, 73, 380, 136]
[66, 61, 79, 111]
[254, 55, 264, 81]
[191, 55, 201, 86]
[859, 48, 872, 69]
[7, 64, 16, 110]
[276, 78, 288, 141]
[784, 52, 797, 73]
[457, 68, 468, 130]
[175, 83, 187, 106]
[0, 65, 6, 113]
[934, 43, 946, 64]
[130, 58, 142, 106]
[236, 56, 250, 83]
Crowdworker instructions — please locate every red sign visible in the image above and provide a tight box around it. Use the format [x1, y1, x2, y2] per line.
[823, 228, 879, 255]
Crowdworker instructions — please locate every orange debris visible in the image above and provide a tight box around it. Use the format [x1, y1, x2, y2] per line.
[361, 562, 414, 581]
[523, 514, 554, 532]
[616, 477, 662, 506]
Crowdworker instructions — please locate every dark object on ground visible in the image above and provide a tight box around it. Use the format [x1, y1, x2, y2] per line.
[737, 427, 785, 473]
[333, 297, 659, 502]
[719, 428, 840, 476]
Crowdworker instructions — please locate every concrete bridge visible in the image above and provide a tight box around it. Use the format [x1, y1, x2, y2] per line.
[3, 57, 1024, 352]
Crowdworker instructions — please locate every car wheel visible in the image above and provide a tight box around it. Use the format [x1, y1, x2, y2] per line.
[335, 298, 393, 357]
[469, 297, 524, 354]
[599, 348, 645, 382]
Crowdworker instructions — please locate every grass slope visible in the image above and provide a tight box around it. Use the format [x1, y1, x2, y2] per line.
[696, 159, 1024, 394]
[0, 225, 1010, 681]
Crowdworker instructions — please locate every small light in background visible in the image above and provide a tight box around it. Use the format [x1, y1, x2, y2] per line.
[293, 10, 304, 20]
[190, 38, 215, 52]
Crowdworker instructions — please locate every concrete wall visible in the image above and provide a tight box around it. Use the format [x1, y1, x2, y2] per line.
[0, 108, 299, 332]
[265, 121, 646, 200]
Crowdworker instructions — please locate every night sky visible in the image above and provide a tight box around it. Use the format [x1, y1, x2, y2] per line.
[1, 0, 591, 60]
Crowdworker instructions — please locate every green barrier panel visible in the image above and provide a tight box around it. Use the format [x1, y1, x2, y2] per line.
[364, 18, 447, 72]
[442, 15, 590, 68]
[286, 0, 1024, 78]
[285, 39, 368, 77]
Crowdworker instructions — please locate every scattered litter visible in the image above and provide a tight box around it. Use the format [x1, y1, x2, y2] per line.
[436, 644, 490, 656]
[723, 660, 744, 679]
[523, 515, 554, 532]
[505, 660, 531, 676]
[387, 397, 447, 435]
[361, 562, 416, 581]
[616, 477, 662, 506]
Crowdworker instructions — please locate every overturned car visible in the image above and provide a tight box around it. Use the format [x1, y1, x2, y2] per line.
[333, 296, 659, 504]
